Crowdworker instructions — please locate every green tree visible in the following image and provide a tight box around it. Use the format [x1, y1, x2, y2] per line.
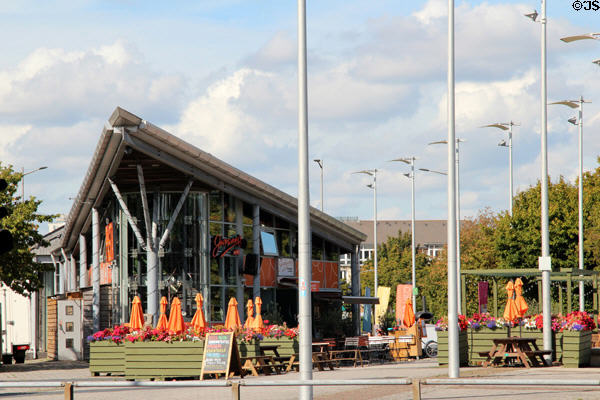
[0, 164, 56, 294]
[360, 230, 431, 316]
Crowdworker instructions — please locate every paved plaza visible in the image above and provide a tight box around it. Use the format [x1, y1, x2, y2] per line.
[1, 358, 600, 399]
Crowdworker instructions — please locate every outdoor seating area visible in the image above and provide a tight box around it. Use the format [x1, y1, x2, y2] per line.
[88, 295, 424, 381]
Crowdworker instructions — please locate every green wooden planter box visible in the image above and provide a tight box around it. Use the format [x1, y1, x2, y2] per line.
[558, 330, 592, 368]
[89, 341, 125, 376]
[124, 340, 204, 380]
[437, 330, 468, 366]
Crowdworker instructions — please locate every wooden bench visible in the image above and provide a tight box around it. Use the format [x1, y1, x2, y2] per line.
[328, 337, 366, 367]
[241, 355, 286, 376]
[284, 353, 336, 372]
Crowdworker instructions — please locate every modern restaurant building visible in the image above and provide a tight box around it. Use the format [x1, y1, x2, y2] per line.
[47, 107, 365, 357]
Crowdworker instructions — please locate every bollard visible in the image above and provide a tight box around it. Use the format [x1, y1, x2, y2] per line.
[64, 382, 73, 400]
[412, 379, 421, 400]
[231, 381, 240, 400]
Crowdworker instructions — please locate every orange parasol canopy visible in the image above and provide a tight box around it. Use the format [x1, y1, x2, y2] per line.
[514, 278, 529, 318]
[155, 296, 168, 330]
[167, 297, 185, 334]
[129, 295, 145, 331]
[503, 280, 520, 323]
[190, 293, 207, 331]
[224, 297, 242, 330]
[251, 297, 264, 330]
[243, 299, 255, 329]
[403, 296, 416, 328]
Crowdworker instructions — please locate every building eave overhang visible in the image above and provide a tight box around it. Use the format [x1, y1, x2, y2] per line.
[61, 107, 366, 252]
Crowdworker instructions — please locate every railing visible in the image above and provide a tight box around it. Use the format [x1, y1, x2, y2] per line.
[2, 378, 600, 400]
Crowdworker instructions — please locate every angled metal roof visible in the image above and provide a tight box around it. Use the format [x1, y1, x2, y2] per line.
[62, 107, 366, 252]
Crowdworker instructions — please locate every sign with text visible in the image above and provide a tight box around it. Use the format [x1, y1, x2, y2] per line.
[200, 332, 242, 379]
[278, 258, 295, 277]
[210, 235, 247, 258]
[311, 281, 320, 292]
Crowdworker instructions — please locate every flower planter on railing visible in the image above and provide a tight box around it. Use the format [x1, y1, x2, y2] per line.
[437, 330, 468, 367]
[559, 330, 592, 368]
[89, 341, 125, 376]
[124, 340, 205, 380]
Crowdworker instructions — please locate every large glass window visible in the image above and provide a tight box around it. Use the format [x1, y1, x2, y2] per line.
[124, 192, 207, 317]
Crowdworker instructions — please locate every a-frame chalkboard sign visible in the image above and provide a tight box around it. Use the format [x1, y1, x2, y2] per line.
[200, 331, 244, 379]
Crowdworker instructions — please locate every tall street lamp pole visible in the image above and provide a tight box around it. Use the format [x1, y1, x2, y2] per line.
[447, 0, 459, 378]
[559, 32, 600, 312]
[429, 139, 464, 313]
[481, 123, 518, 216]
[525, 5, 551, 360]
[390, 157, 417, 312]
[313, 159, 324, 212]
[353, 169, 378, 296]
[550, 98, 590, 311]
[21, 166, 48, 202]
[297, 0, 313, 397]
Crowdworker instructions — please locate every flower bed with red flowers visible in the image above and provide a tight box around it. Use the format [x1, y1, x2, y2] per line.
[88, 322, 298, 344]
[435, 311, 596, 332]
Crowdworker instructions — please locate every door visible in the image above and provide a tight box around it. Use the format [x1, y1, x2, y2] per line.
[57, 299, 82, 360]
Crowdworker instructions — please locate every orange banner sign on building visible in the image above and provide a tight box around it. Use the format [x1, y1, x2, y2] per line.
[105, 222, 114, 263]
[395, 284, 413, 325]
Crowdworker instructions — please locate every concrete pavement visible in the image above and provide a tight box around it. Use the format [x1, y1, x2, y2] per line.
[1, 358, 600, 399]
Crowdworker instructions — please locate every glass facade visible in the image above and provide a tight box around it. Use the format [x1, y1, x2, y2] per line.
[90, 188, 342, 325]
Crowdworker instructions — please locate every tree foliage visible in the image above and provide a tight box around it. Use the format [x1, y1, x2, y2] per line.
[0, 164, 56, 294]
[363, 159, 600, 319]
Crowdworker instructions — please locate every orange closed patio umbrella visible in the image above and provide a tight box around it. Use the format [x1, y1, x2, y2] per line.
[503, 280, 519, 324]
[167, 297, 185, 334]
[244, 299, 255, 329]
[251, 297, 264, 330]
[129, 295, 145, 331]
[190, 293, 207, 331]
[514, 278, 529, 318]
[403, 297, 416, 328]
[156, 296, 168, 330]
[224, 297, 242, 330]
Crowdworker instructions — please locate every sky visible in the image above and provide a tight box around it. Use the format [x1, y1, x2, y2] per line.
[1, 0, 599, 233]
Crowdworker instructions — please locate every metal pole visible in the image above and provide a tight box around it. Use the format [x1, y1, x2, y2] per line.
[540, 0, 552, 361]
[447, 0, 460, 378]
[92, 208, 100, 333]
[508, 123, 514, 216]
[320, 161, 323, 212]
[456, 140, 461, 314]
[373, 170, 378, 297]
[21, 167, 24, 201]
[297, 0, 313, 398]
[411, 160, 416, 312]
[578, 97, 584, 311]
[79, 235, 87, 288]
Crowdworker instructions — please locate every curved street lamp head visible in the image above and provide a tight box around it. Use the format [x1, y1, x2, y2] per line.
[419, 168, 447, 176]
[560, 33, 600, 43]
[352, 169, 375, 176]
[313, 159, 322, 168]
[23, 166, 49, 177]
[524, 10, 538, 22]
[429, 138, 465, 146]
[388, 158, 412, 164]
[593, 59, 600, 67]
[481, 123, 509, 131]
[549, 100, 579, 109]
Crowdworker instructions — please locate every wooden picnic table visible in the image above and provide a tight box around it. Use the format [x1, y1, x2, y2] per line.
[480, 337, 552, 368]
